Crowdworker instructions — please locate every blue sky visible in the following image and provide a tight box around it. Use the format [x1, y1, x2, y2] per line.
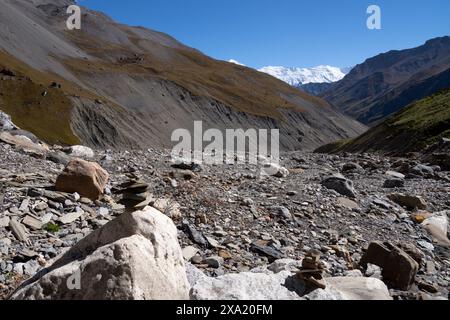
[80, 0, 450, 69]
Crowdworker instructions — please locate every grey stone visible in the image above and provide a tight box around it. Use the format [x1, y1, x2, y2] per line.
[59, 211, 83, 225]
[383, 179, 405, 189]
[305, 277, 392, 300]
[190, 270, 302, 300]
[321, 174, 356, 198]
[10, 207, 190, 300]
[182, 246, 199, 261]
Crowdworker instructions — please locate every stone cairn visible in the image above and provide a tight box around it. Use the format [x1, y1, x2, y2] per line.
[114, 177, 153, 211]
[296, 249, 327, 290]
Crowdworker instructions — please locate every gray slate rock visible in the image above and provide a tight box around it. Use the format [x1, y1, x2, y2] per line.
[321, 174, 356, 198]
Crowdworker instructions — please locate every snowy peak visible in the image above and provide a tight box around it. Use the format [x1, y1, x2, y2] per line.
[258, 65, 348, 86]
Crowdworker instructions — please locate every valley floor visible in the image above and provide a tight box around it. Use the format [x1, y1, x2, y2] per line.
[0, 142, 449, 300]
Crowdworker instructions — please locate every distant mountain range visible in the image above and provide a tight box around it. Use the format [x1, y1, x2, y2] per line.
[322, 36, 450, 125]
[227, 62, 351, 95]
[258, 65, 348, 87]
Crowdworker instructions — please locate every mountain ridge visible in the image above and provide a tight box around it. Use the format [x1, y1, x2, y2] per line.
[0, 0, 366, 150]
[322, 36, 450, 125]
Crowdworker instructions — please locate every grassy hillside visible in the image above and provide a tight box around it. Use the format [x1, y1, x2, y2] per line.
[0, 51, 81, 145]
[315, 88, 450, 155]
[61, 30, 329, 119]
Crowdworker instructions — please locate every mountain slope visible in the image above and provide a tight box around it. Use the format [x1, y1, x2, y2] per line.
[322, 37, 450, 125]
[0, 0, 365, 150]
[315, 89, 450, 155]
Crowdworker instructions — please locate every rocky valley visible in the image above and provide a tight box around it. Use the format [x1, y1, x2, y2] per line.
[0, 131, 448, 300]
[0, 0, 449, 303]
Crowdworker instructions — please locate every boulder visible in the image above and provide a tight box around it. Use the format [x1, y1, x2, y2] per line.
[9, 207, 190, 300]
[304, 277, 392, 300]
[421, 212, 450, 248]
[55, 159, 109, 200]
[360, 242, 419, 291]
[65, 145, 95, 159]
[190, 270, 303, 300]
[321, 174, 356, 198]
[411, 164, 434, 178]
[342, 162, 363, 172]
[188, 262, 391, 301]
[387, 193, 427, 210]
[0, 132, 47, 155]
[262, 163, 289, 178]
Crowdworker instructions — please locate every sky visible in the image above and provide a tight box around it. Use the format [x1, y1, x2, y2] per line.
[80, 0, 450, 69]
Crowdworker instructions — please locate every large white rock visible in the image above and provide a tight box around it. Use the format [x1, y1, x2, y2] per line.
[188, 262, 391, 301]
[190, 268, 303, 300]
[10, 207, 190, 300]
[422, 211, 450, 247]
[67, 145, 95, 159]
[305, 277, 392, 301]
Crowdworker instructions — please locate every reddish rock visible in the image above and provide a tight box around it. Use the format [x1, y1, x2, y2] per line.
[360, 242, 419, 291]
[387, 193, 427, 210]
[55, 159, 109, 200]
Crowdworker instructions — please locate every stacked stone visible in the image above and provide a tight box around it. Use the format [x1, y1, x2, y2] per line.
[115, 179, 152, 210]
[297, 249, 327, 290]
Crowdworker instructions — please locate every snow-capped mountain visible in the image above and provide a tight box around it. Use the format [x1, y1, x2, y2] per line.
[258, 65, 348, 87]
[228, 59, 245, 66]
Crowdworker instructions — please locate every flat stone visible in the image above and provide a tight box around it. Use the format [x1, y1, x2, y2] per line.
[22, 215, 43, 230]
[336, 197, 359, 210]
[386, 171, 405, 179]
[98, 207, 109, 217]
[33, 201, 49, 212]
[372, 199, 392, 209]
[59, 211, 83, 225]
[184, 224, 208, 247]
[387, 193, 427, 210]
[0, 216, 10, 228]
[40, 213, 53, 225]
[218, 249, 232, 260]
[205, 236, 220, 248]
[19, 198, 30, 212]
[182, 246, 199, 261]
[305, 277, 392, 300]
[250, 241, 284, 262]
[202, 256, 223, 269]
[9, 218, 29, 242]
